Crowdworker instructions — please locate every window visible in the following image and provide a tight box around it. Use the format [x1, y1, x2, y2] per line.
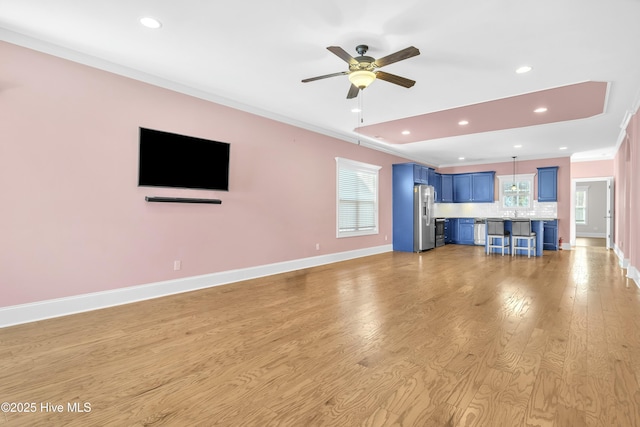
[576, 186, 588, 225]
[336, 157, 380, 238]
[498, 174, 534, 209]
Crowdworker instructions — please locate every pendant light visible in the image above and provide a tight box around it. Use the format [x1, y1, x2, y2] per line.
[511, 156, 517, 191]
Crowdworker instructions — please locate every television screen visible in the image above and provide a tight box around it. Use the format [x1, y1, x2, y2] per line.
[138, 127, 230, 191]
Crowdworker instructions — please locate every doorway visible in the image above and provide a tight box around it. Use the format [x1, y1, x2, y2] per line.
[570, 177, 614, 249]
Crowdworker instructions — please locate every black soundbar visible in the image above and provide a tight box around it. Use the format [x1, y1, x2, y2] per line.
[145, 196, 222, 204]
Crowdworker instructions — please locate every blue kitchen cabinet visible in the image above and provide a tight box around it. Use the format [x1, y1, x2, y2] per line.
[543, 219, 558, 250]
[471, 172, 495, 202]
[538, 166, 558, 202]
[457, 218, 475, 245]
[452, 172, 494, 203]
[440, 174, 453, 202]
[444, 218, 452, 243]
[413, 164, 434, 185]
[393, 164, 416, 252]
[453, 174, 472, 202]
[413, 164, 426, 184]
[433, 173, 442, 202]
[428, 168, 436, 186]
[449, 218, 459, 243]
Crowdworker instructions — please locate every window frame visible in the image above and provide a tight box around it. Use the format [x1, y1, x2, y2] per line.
[335, 157, 381, 238]
[575, 186, 589, 225]
[497, 173, 535, 210]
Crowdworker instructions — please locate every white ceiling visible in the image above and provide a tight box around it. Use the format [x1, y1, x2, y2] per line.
[2, 0, 640, 167]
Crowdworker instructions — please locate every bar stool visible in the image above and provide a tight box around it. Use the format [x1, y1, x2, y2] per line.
[511, 219, 536, 258]
[486, 219, 510, 256]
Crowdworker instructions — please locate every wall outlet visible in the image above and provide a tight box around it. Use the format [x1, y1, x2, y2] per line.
[315, 243, 320, 250]
[385, 235, 388, 241]
[173, 260, 181, 271]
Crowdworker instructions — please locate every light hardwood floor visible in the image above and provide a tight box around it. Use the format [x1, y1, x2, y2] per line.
[1, 245, 639, 426]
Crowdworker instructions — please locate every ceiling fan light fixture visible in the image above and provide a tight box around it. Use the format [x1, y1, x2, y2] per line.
[348, 70, 376, 89]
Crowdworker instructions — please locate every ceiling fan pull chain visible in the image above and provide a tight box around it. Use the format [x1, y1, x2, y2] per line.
[359, 89, 364, 125]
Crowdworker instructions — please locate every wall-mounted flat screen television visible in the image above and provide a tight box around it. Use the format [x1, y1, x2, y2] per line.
[138, 127, 230, 191]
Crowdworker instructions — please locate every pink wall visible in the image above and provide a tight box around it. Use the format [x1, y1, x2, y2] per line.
[571, 159, 613, 178]
[438, 157, 572, 241]
[613, 110, 639, 272]
[0, 42, 409, 308]
[632, 113, 640, 271]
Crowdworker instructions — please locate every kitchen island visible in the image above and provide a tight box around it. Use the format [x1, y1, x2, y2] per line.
[485, 218, 557, 256]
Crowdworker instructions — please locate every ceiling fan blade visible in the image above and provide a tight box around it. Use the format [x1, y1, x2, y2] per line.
[375, 71, 416, 88]
[374, 46, 420, 68]
[346, 84, 360, 99]
[327, 46, 358, 65]
[301, 71, 348, 83]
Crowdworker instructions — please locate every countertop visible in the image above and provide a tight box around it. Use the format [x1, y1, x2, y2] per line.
[444, 217, 558, 221]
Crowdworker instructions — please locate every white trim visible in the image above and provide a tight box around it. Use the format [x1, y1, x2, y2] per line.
[576, 232, 606, 238]
[628, 266, 640, 290]
[614, 243, 630, 269]
[0, 245, 392, 328]
[571, 176, 614, 250]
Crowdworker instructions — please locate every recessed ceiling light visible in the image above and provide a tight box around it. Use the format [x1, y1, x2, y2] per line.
[514, 144, 523, 148]
[458, 120, 469, 126]
[559, 146, 568, 150]
[534, 107, 548, 113]
[458, 157, 465, 160]
[351, 108, 361, 113]
[401, 130, 411, 135]
[516, 66, 532, 74]
[140, 16, 162, 29]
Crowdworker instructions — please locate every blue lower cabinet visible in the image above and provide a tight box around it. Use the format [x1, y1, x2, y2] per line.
[450, 218, 459, 243]
[444, 218, 452, 243]
[543, 220, 558, 250]
[456, 218, 475, 245]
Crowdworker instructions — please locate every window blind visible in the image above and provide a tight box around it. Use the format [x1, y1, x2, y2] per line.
[336, 158, 380, 238]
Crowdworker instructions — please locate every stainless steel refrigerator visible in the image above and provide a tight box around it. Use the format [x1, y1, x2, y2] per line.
[414, 185, 436, 252]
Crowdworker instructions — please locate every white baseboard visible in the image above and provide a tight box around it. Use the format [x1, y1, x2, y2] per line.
[576, 232, 606, 238]
[628, 266, 640, 289]
[614, 243, 630, 268]
[0, 245, 392, 328]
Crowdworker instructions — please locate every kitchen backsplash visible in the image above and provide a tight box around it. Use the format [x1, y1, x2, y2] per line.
[434, 201, 558, 219]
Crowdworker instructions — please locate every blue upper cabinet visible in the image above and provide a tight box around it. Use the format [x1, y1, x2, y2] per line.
[440, 174, 453, 202]
[433, 173, 442, 202]
[453, 174, 472, 202]
[451, 172, 494, 203]
[413, 164, 433, 184]
[471, 172, 495, 202]
[538, 166, 558, 202]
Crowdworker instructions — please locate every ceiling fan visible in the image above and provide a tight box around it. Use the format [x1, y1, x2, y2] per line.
[302, 44, 420, 99]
